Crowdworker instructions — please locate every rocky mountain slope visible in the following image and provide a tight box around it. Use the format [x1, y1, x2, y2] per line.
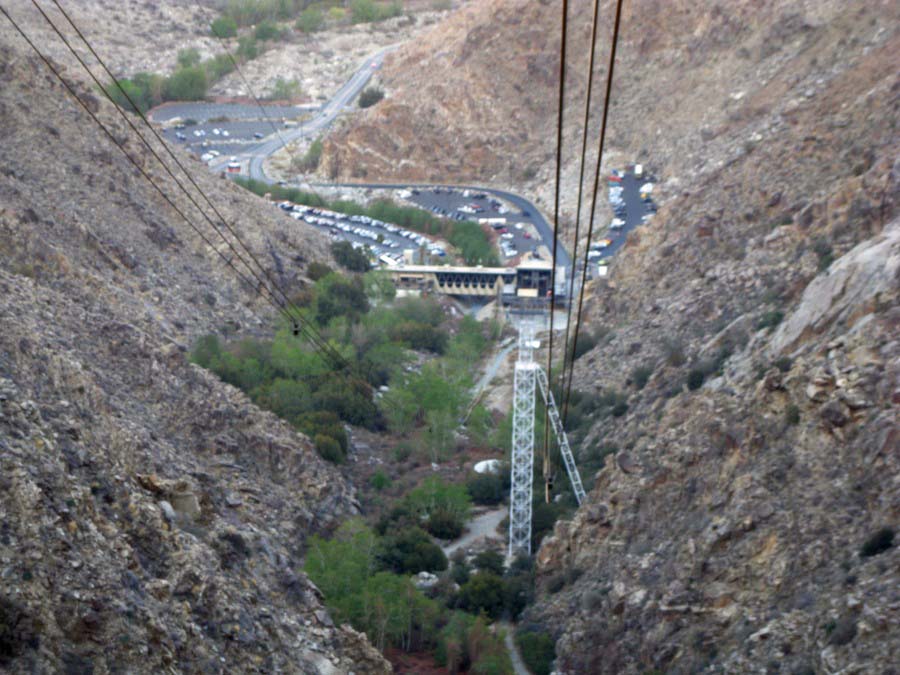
[322, 0, 899, 671]
[0, 33, 389, 674]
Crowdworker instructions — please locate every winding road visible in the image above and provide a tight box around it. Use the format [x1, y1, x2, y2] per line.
[209, 45, 395, 176]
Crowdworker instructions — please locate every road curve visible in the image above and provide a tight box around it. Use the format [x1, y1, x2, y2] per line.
[210, 46, 396, 177]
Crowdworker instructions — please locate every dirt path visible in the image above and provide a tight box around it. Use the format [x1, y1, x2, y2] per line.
[442, 507, 506, 558]
[498, 621, 532, 675]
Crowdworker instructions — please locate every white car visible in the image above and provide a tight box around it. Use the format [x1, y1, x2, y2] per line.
[610, 218, 625, 229]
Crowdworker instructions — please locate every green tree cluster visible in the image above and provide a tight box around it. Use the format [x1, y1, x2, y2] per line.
[331, 240, 371, 272]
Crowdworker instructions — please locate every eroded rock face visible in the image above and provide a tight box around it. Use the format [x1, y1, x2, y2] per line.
[0, 37, 389, 674]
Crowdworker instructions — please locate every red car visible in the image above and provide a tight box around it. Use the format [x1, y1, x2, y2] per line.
[524, 232, 532, 239]
[498, 227, 508, 234]
[608, 175, 622, 183]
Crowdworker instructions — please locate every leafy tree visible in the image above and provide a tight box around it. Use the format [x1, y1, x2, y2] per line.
[404, 477, 472, 534]
[307, 261, 333, 281]
[315, 273, 369, 325]
[359, 86, 385, 108]
[426, 507, 465, 540]
[331, 240, 370, 272]
[376, 527, 448, 574]
[163, 66, 208, 101]
[211, 16, 238, 37]
[294, 137, 324, 172]
[389, 321, 447, 354]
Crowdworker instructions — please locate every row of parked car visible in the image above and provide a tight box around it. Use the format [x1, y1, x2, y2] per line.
[276, 201, 447, 262]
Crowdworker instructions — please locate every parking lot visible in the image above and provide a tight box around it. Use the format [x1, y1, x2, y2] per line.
[149, 101, 318, 160]
[401, 188, 540, 263]
[274, 200, 447, 265]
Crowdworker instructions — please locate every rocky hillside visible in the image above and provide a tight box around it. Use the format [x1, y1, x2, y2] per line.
[322, 0, 899, 671]
[3, 0, 219, 76]
[0, 33, 389, 674]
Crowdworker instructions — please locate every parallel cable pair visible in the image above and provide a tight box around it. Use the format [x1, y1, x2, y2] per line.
[545, 0, 626, 494]
[1, 1, 364, 386]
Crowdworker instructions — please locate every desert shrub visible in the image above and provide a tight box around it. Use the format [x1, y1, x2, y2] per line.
[473, 550, 505, 576]
[376, 527, 447, 574]
[450, 560, 470, 585]
[426, 508, 465, 540]
[331, 240, 370, 272]
[369, 470, 391, 491]
[177, 48, 201, 68]
[456, 572, 506, 618]
[294, 137, 324, 172]
[757, 310, 785, 330]
[813, 237, 834, 271]
[662, 336, 686, 367]
[211, 16, 238, 37]
[774, 356, 793, 372]
[359, 86, 385, 108]
[687, 367, 706, 390]
[236, 35, 259, 60]
[860, 527, 894, 558]
[307, 261, 333, 281]
[253, 20, 281, 41]
[393, 441, 413, 462]
[314, 434, 344, 463]
[571, 330, 599, 360]
[315, 273, 369, 324]
[350, 0, 402, 23]
[515, 629, 556, 675]
[466, 472, 505, 506]
[296, 7, 324, 32]
[268, 77, 301, 100]
[631, 364, 653, 389]
[785, 404, 801, 426]
[545, 573, 566, 594]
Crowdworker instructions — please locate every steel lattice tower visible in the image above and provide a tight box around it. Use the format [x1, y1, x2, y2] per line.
[509, 325, 538, 559]
[508, 322, 587, 559]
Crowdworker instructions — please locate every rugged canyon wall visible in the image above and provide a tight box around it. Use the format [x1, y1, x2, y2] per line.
[0, 35, 389, 673]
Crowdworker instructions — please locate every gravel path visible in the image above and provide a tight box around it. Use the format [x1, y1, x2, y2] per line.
[499, 621, 532, 675]
[442, 507, 506, 558]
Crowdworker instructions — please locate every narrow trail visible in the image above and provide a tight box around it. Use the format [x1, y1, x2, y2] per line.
[499, 621, 532, 675]
[441, 506, 506, 557]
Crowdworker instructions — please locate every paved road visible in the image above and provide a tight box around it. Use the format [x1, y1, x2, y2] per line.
[208, 46, 396, 177]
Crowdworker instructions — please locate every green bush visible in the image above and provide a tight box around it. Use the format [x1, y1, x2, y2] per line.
[631, 364, 653, 389]
[687, 367, 706, 390]
[254, 20, 281, 41]
[860, 527, 894, 558]
[307, 261, 333, 281]
[369, 470, 392, 491]
[331, 240, 370, 272]
[473, 550, 505, 576]
[785, 403, 801, 426]
[351, 0, 403, 23]
[163, 66, 208, 101]
[359, 86, 385, 108]
[515, 630, 556, 675]
[456, 572, 506, 618]
[389, 320, 448, 354]
[774, 356, 793, 373]
[314, 434, 344, 463]
[376, 526, 448, 574]
[757, 310, 785, 330]
[294, 137, 324, 172]
[211, 16, 238, 37]
[427, 508, 465, 539]
[296, 7, 324, 32]
[466, 472, 505, 506]
[236, 35, 259, 60]
[268, 77, 301, 100]
[177, 48, 202, 69]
